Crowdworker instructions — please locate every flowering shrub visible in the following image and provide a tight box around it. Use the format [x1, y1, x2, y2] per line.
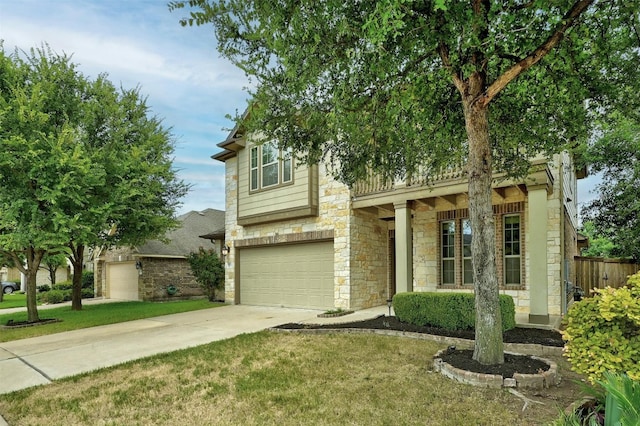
[562, 272, 640, 383]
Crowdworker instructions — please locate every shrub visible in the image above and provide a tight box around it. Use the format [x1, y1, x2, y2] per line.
[37, 284, 51, 293]
[53, 281, 73, 291]
[81, 288, 94, 299]
[81, 271, 94, 289]
[562, 272, 640, 383]
[187, 248, 224, 302]
[38, 289, 68, 305]
[392, 292, 515, 331]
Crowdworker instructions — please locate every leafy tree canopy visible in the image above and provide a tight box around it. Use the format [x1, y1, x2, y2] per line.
[169, 0, 640, 365]
[581, 113, 640, 261]
[170, 0, 638, 184]
[579, 221, 616, 258]
[0, 44, 189, 317]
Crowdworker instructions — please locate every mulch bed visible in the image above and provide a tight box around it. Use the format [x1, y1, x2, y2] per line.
[439, 348, 550, 376]
[275, 315, 565, 347]
[2, 318, 62, 329]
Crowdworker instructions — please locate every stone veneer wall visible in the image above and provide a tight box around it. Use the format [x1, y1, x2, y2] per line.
[139, 257, 205, 301]
[349, 210, 388, 309]
[546, 155, 564, 316]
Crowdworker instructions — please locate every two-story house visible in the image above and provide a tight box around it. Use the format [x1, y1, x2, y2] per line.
[214, 124, 585, 325]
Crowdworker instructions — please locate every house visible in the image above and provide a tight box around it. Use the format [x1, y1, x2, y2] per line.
[94, 209, 225, 301]
[1, 265, 70, 290]
[213, 126, 585, 325]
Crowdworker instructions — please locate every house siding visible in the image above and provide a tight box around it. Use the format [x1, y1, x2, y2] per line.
[237, 143, 317, 223]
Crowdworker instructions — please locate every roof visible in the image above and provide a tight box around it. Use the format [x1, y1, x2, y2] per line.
[134, 209, 225, 257]
[212, 108, 249, 162]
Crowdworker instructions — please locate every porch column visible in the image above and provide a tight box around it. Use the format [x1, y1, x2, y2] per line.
[394, 201, 413, 293]
[528, 186, 549, 324]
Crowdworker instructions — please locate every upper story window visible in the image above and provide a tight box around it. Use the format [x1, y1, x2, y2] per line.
[249, 141, 293, 191]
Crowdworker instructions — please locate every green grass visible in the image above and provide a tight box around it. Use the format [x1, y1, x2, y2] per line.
[0, 292, 27, 309]
[0, 332, 584, 425]
[0, 299, 223, 342]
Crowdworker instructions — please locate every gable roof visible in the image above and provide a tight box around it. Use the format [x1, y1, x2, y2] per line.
[212, 108, 249, 162]
[134, 209, 225, 258]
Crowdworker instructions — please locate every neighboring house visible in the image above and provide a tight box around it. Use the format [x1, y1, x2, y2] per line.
[2, 265, 70, 290]
[94, 209, 225, 301]
[213, 123, 587, 326]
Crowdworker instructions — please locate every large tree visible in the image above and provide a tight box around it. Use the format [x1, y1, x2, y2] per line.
[0, 45, 188, 319]
[170, 1, 640, 364]
[64, 75, 189, 310]
[581, 113, 640, 261]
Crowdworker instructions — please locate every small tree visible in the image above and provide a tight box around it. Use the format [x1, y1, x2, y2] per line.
[187, 248, 224, 302]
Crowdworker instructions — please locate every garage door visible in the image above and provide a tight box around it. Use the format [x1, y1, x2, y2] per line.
[107, 262, 140, 300]
[240, 242, 334, 309]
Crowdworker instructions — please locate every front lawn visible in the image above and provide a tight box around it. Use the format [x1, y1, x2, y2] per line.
[0, 299, 223, 342]
[0, 332, 584, 425]
[0, 293, 26, 309]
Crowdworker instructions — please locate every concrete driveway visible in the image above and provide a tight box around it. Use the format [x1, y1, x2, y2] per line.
[0, 304, 386, 395]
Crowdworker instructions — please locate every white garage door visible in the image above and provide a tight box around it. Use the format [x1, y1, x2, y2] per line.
[107, 262, 140, 301]
[240, 242, 334, 309]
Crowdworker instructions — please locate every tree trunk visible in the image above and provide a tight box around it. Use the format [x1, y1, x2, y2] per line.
[70, 243, 84, 311]
[24, 247, 45, 323]
[463, 98, 504, 365]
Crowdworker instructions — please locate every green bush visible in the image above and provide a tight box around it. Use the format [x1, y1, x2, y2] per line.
[38, 289, 69, 305]
[392, 292, 516, 331]
[53, 281, 73, 291]
[81, 271, 94, 289]
[81, 288, 94, 299]
[562, 272, 640, 384]
[37, 284, 51, 293]
[187, 248, 224, 302]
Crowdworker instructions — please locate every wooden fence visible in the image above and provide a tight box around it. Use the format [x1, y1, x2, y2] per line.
[574, 256, 640, 296]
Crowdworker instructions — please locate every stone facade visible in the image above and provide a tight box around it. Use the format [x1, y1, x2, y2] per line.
[138, 257, 206, 301]
[221, 139, 581, 320]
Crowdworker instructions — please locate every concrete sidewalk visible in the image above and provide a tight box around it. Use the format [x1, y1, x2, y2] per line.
[0, 304, 386, 396]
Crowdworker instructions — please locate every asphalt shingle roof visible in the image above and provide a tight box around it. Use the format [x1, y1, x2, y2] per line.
[134, 209, 225, 257]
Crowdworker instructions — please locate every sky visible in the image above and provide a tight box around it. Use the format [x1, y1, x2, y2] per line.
[0, 0, 601, 217]
[0, 0, 249, 214]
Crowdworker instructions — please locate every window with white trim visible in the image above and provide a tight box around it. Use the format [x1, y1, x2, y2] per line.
[441, 221, 455, 285]
[249, 141, 293, 191]
[503, 214, 521, 285]
[438, 209, 523, 287]
[462, 219, 473, 285]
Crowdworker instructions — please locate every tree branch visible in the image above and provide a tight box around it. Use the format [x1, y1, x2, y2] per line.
[438, 42, 465, 93]
[482, 0, 594, 106]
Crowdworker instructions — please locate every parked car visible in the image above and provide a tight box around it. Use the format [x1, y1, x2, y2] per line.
[2, 281, 20, 294]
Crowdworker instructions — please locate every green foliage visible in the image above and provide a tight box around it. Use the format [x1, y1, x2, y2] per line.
[0, 44, 189, 314]
[35, 285, 93, 304]
[187, 248, 225, 302]
[171, 0, 640, 365]
[579, 221, 616, 258]
[562, 272, 640, 384]
[582, 113, 640, 261]
[38, 289, 69, 305]
[37, 285, 51, 293]
[53, 281, 73, 291]
[392, 292, 515, 332]
[81, 271, 94, 289]
[598, 372, 640, 426]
